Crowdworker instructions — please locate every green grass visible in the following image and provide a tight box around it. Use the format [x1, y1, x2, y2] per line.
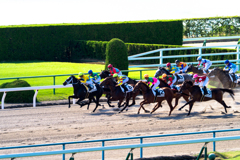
[0, 61, 156, 102]
[199, 151, 240, 160]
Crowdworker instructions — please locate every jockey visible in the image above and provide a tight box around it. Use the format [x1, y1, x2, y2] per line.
[78, 72, 95, 92]
[108, 64, 122, 76]
[162, 73, 177, 90]
[193, 74, 209, 95]
[197, 56, 212, 73]
[175, 60, 188, 73]
[224, 59, 238, 82]
[166, 62, 180, 75]
[88, 70, 101, 83]
[113, 73, 129, 92]
[144, 74, 160, 94]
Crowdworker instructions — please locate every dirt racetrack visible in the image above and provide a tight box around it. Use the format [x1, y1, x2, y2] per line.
[1, 93, 240, 160]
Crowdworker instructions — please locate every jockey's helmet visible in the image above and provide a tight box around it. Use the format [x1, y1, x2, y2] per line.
[113, 74, 118, 78]
[144, 74, 149, 78]
[108, 64, 113, 68]
[175, 60, 180, 63]
[193, 74, 198, 78]
[88, 70, 93, 74]
[78, 72, 83, 77]
[162, 73, 167, 78]
[224, 60, 229, 64]
[166, 62, 171, 67]
[197, 56, 202, 61]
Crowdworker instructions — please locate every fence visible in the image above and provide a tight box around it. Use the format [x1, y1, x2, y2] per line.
[128, 44, 240, 69]
[0, 128, 240, 159]
[0, 84, 74, 109]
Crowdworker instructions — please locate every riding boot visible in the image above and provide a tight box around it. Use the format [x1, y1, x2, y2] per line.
[231, 73, 236, 82]
[122, 84, 128, 93]
[88, 84, 93, 92]
[203, 86, 208, 95]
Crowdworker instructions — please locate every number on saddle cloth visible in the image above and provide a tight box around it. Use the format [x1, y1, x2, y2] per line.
[177, 74, 184, 82]
[155, 88, 165, 97]
[120, 84, 133, 93]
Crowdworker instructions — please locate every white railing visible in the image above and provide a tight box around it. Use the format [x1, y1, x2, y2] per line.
[128, 45, 240, 68]
[183, 36, 240, 42]
[0, 85, 73, 109]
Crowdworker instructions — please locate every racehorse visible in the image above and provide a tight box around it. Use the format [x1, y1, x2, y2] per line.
[154, 67, 193, 83]
[63, 75, 103, 112]
[185, 64, 205, 75]
[99, 70, 138, 85]
[99, 77, 135, 108]
[158, 78, 190, 108]
[131, 81, 175, 116]
[178, 81, 234, 116]
[208, 68, 237, 88]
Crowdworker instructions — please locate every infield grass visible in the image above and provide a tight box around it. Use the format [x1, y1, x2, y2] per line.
[0, 61, 156, 101]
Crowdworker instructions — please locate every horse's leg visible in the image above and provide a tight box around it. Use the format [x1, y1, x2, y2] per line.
[150, 101, 162, 114]
[187, 100, 195, 116]
[173, 93, 182, 108]
[92, 97, 101, 106]
[166, 97, 175, 116]
[118, 99, 124, 108]
[87, 97, 92, 110]
[138, 100, 150, 114]
[107, 97, 114, 107]
[92, 97, 100, 112]
[68, 95, 78, 108]
[216, 99, 231, 113]
[179, 99, 194, 111]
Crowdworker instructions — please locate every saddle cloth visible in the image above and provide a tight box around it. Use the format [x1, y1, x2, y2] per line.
[175, 85, 181, 91]
[229, 74, 239, 83]
[120, 84, 133, 93]
[152, 88, 165, 97]
[200, 88, 212, 98]
[177, 74, 184, 82]
[85, 84, 97, 93]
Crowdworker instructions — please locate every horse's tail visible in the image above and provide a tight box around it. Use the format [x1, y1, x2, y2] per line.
[219, 88, 235, 100]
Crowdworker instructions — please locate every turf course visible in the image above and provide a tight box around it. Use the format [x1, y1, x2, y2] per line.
[0, 61, 156, 102]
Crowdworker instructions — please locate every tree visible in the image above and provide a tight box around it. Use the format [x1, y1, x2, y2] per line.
[105, 38, 129, 75]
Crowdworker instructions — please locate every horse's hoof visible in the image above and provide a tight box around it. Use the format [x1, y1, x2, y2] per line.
[227, 106, 231, 108]
[145, 110, 150, 113]
[126, 109, 128, 112]
[178, 108, 182, 111]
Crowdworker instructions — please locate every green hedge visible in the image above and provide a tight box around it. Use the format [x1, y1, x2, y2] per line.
[183, 16, 240, 38]
[0, 20, 182, 62]
[72, 40, 237, 64]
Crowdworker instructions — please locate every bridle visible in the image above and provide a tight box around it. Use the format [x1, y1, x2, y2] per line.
[65, 77, 79, 85]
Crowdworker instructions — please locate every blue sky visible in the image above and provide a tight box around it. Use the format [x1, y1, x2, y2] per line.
[1, 0, 239, 26]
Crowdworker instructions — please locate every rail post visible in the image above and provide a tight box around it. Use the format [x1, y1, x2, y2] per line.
[1, 92, 6, 109]
[140, 70, 142, 80]
[213, 132, 216, 151]
[102, 141, 105, 160]
[237, 46, 240, 71]
[199, 47, 202, 58]
[62, 144, 65, 160]
[53, 76, 56, 94]
[140, 138, 143, 158]
[159, 50, 163, 67]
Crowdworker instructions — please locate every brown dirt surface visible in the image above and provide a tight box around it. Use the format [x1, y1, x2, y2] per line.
[0, 93, 240, 160]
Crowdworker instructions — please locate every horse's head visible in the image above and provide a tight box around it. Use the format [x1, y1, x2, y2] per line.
[99, 77, 115, 88]
[133, 81, 149, 93]
[99, 70, 110, 79]
[63, 75, 79, 86]
[154, 67, 170, 78]
[208, 68, 226, 79]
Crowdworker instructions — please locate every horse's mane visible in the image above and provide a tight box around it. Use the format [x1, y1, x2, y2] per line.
[158, 78, 168, 85]
[184, 80, 193, 86]
[136, 80, 149, 88]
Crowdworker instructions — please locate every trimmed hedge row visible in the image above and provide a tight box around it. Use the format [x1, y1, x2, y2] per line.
[0, 20, 182, 62]
[183, 16, 240, 38]
[72, 40, 237, 64]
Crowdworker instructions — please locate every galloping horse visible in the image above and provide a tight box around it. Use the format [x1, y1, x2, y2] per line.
[179, 81, 234, 116]
[132, 81, 175, 116]
[154, 67, 193, 83]
[63, 75, 103, 112]
[99, 77, 135, 108]
[208, 68, 237, 88]
[158, 78, 190, 108]
[99, 70, 138, 85]
[185, 64, 205, 75]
